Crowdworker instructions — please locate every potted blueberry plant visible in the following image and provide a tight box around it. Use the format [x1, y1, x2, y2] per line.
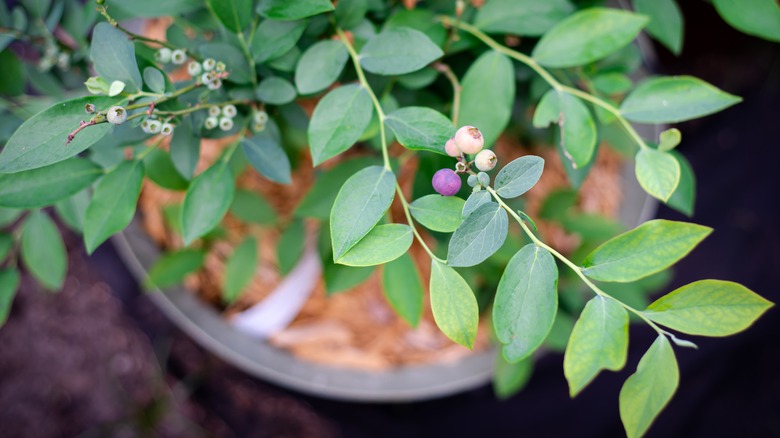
[0, 0, 777, 436]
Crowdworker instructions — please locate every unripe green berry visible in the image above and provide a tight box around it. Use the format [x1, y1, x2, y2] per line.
[187, 61, 202, 76]
[454, 125, 484, 154]
[147, 119, 162, 134]
[208, 106, 221, 117]
[204, 117, 218, 130]
[219, 117, 234, 131]
[202, 58, 216, 71]
[171, 49, 187, 65]
[254, 110, 268, 124]
[106, 106, 127, 125]
[222, 104, 237, 118]
[215, 61, 226, 72]
[160, 123, 174, 136]
[444, 137, 460, 157]
[96, 0, 105, 5]
[155, 48, 172, 64]
[467, 174, 478, 187]
[477, 172, 490, 187]
[475, 149, 497, 172]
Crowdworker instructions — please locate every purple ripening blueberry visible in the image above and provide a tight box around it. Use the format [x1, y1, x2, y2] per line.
[432, 168, 461, 196]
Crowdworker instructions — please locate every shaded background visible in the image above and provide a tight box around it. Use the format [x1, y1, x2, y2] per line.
[1, 3, 779, 437]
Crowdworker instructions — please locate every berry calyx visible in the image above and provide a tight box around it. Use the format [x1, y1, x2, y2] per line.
[106, 106, 127, 125]
[454, 125, 484, 154]
[475, 149, 497, 171]
[444, 137, 460, 157]
[432, 168, 462, 196]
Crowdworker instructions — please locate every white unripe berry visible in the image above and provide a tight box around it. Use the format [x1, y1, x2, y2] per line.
[208, 106, 221, 117]
[141, 119, 152, 133]
[475, 149, 497, 172]
[171, 49, 187, 65]
[254, 110, 268, 124]
[454, 125, 484, 154]
[187, 61, 202, 76]
[207, 79, 222, 90]
[147, 119, 162, 134]
[160, 123, 174, 136]
[204, 117, 218, 130]
[222, 104, 237, 118]
[215, 61, 226, 72]
[106, 106, 127, 125]
[444, 137, 460, 157]
[202, 58, 216, 71]
[155, 48, 172, 64]
[219, 117, 234, 131]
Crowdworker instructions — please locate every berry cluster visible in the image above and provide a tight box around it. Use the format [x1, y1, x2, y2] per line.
[252, 110, 268, 132]
[38, 44, 70, 72]
[204, 104, 237, 131]
[432, 125, 499, 196]
[155, 49, 226, 90]
[140, 117, 174, 136]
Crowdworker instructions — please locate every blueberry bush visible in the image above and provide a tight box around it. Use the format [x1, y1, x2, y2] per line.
[0, 0, 777, 436]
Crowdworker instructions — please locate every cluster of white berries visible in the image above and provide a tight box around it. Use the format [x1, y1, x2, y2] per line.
[140, 117, 175, 136]
[252, 110, 268, 132]
[38, 44, 70, 72]
[192, 58, 226, 90]
[204, 104, 237, 131]
[445, 125, 497, 172]
[155, 47, 187, 66]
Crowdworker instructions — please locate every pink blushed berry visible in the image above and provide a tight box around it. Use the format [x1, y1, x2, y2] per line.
[475, 149, 497, 171]
[432, 168, 461, 196]
[444, 137, 460, 157]
[454, 125, 484, 154]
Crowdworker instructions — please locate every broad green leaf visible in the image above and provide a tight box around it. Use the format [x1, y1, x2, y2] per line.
[493, 244, 559, 362]
[620, 76, 742, 123]
[206, 0, 252, 33]
[169, 120, 199, 180]
[223, 236, 257, 303]
[493, 155, 545, 199]
[429, 259, 479, 348]
[475, 0, 574, 36]
[0, 268, 20, 326]
[330, 166, 396, 261]
[712, 0, 780, 42]
[308, 84, 373, 165]
[384, 107, 455, 155]
[582, 219, 711, 282]
[229, 189, 277, 225]
[658, 128, 681, 152]
[381, 252, 423, 327]
[277, 220, 305, 275]
[256, 77, 297, 105]
[335, 0, 367, 29]
[83, 160, 144, 254]
[0, 96, 118, 172]
[493, 354, 534, 400]
[447, 202, 508, 267]
[644, 280, 773, 336]
[145, 249, 205, 289]
[0, 208, 21, 227]
[337, 224, 412, 266]
[544, 311, 575, 352]
[106, 0, 202, 18]
[181, 162, 235, 245]
[359, 27, 443, 75]
[0, 158, 102, 208]
[459, 51, 514, 147]
[252, 19, 307, 63]
[397, 67, 438, 90]
[409, 194, 465, 233]
[144, 149, 189, 190]
[21, 211, 66, 291]
[90, 22, 142, 91]
[295, 40, 348, 94]
[0, 50, 24, 96]
[462, 190, 492, 219]
[632, 0, 683, 55]
[635, 148, 680, 202]
[619, 336, 678, 438]
[54, 189, 90, 233]
[241, 133, 291, 184]
[0, 233, 12, 261]
[142, 67, 165, 94]
[256, 0, 334, 20]
[295, 157, 381, 220]
[199, 44, 252, 84]
[533, 90, 597, 169]
[592, 72, 633, 95]
[564, 296, 629, 397]
[666, 151, 695, 217]
[324, 263, 375, 295]
[532, 8, 648, 68]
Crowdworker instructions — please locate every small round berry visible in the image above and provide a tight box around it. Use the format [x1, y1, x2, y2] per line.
[141, 119, 152, 133]
[160, 123, 174, 136]
[222, 104, 237, 118]
[202, 58, 216, 71]
[475, 149, 497, 172]
[85, 103, 96, 114]
[171, 49, 187, 65]
[38, 56, 55, 71]
[215, 61, 226, 72]
[147, 119, 162, 134]
[187, 61, 202, 76]
[106, 106, 127, 125]
[254, 110, 268, 124]
[207, 79, 222, 90]
[96, 0, 105, 5]
[432, 168, 462, 196]
[155, 48, 172, 64]
[467, 174, 478, 187]
[200, 72, 214, 85]
[57, 53, 70, 70]
[208, 106, 221, 117]
[477, 172, 490, 187]
[204, 117, 218, 130]
[219, 117, 234, 131]
[445, 137, 461, 157]
[454, 125, 484, 154]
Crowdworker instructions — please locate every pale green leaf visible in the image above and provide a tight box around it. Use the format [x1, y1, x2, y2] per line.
[277, 220, 305, 275]
[256, 0, 334, 20]
[447, 202, 508, 267]
[90, 22, 143, 91]
[295, 40, 348, 94]
[712, 0, 780, 42]
[54, 188, 91, 233]
[308, 84, 373, 165]
[324, 263, 375, 295]
[256, 76, 297, 105]
[0, 158, 102, 208]
[241, 132, 291, 184]
[533, 90, 597, 169]
[252, 19, 308, 63]
[21, 211, 67, 291]
[142, 67, 165, 94]
[223, 236, 258, 303]
[145, 249, 205, 289]
[0, 268, 20, 326]
[295, 157, 381, 220]
[409, 194, 465, 233]
[459, 51, 515, 147]
[658, 128, 681, 152]
[665, 151, 695, 217]
[632, 0, 683, 54]
[382, 252, 424, 327]
[169, 120, 199, 180]
[206, 0, 252, 33]
[635, 148, 680, 202]
[229, 189, 277, 225]
[461, 190, 491, 219]
[429, 259, 479, 349]
[384, 107, 455, 155]
[143, 149, 189, 191]
[493, 155, 545, 199]
[337, 224, 412, 266]
[493, 354, 534, 400]
[359, 27, 443, 75]
[475, 0, 574, 36]
[181, 162, 235, 245]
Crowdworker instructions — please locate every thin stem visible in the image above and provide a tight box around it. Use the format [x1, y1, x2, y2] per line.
[396, 184, 447, 264]
[434, 62, 462, 126]
[98, 5, 177, 50]
[236, 31, 258, 87]
[125, 81, 203, 111]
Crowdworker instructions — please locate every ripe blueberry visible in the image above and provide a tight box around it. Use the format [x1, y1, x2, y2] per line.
[432, 168, 461, 196]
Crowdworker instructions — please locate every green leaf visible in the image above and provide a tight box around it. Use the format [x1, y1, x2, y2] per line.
[199, 43, 252, 84]
[90, 22, 142, 92]
[223, 236, 257, 303]
[619, 336, 679, 438]
[252, 19, 308, 63]
[54, 189, 90, 233]
[666, 151, 695, 217]
[337, 224, 412, 266]
[564, 296, 629, 397]
[582, 219, 711, 282]
[335, 0, 367, 29]
[359, 27, 443, 75]
[295, 157, 380, 220]
[0, 233, 12, 261]
[169, 120, 199, 180]
[206, 0, 252, 33]
[106, 0, 202, 18]
[0, 50, 25, 96]
[145, 249, 205, 289]
[256, 0, 334, 20]
[381, 252, 423, 328]
[256, 77, 297, 105]
[493, 155, 545, 199]
[533, 90, 597, 169]
[324, 263, 375, 295]
[475, 0, 574, 36]
[142, 67, 166, 94]
[0, 208, 21, 227]
[229, 189, 277, 225]
[330, 166, 396, 261]
[241, 133, 291, 184]
[493, 244, 559, 362]
[620, 76, 742, 123]
[21, 211, 67, 291]
[493, 354, 534, 400]
[459, 51, 514, 148]
[295, 40, 348, 94]
[592, 72, 633, 95]
[277, 220, 305, 275]
[712, 0, 780, 42]
[0, 158, 102, 208]
[632, 0, 683, 55]
[0, 96, 117, 172]
[447, 202, 508, 267]
[83, 160, 144, 254]
[644, 280, 774, 336]
[532, 8, 647, 68]
[429, 259, 479, 349]
[384, 107, 455, 155]
[181, 162, 235, 245]
[144, 149, 189, 190]
[409, 194, 465, 233]
[308, 84, 373, 165]
[462, 190, 491, 219]
[658, 128, 681, 152]
[635, 148, 680, 202]
[0, 268, 20, 326]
